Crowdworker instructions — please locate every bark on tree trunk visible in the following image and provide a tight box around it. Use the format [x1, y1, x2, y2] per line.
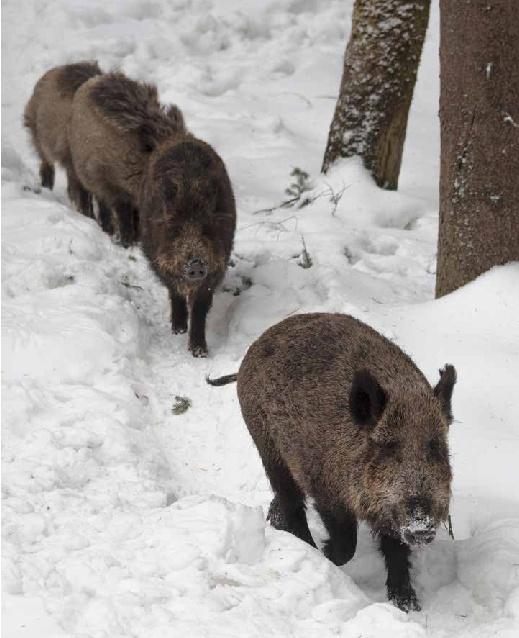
[436, 0, 519, 298]
[322, 0, 430, 190]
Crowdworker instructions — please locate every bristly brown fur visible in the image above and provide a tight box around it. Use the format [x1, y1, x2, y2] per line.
[68, 71, 235, 355]
[89, 73, 183, 149]
[56, 61, 102, 98]
[235, 313, 456, 612]
[23, 61, 103, 213]
[68, 72, 186, 246]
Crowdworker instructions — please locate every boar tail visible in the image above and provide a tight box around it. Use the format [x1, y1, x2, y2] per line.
[206, 373, 238, 387]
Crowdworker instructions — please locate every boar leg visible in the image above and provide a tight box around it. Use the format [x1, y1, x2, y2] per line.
[264, 461, 316, 547]
[188, 288, 213, 357]
[114, 196, 138, 247]
[379, 535, 420, 612]
[39, 161, 55, 190]
[245, 411, 316, 547]
[132, 208, 140, 242]
[66, 166, 94, 218]
[170, 289, 188, 334]
[316, 503, 357, 566]
[97, 200, 114, 236]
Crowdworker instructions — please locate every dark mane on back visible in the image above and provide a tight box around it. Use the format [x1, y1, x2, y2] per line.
[57, 61, 102, 98]
[90, 73, 185, 150]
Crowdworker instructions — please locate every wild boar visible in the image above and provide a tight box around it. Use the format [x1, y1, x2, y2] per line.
[207, 313, 456, 611]
[69, 72, 184, 244]
[24, 61, 102, 214]
[140, 136, 236, 357]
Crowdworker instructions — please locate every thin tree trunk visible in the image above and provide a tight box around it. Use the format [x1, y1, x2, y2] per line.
[436, 0, 519, 298]
[322, 0, 430, 190]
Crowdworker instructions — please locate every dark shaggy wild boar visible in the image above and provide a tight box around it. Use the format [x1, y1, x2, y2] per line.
[207, 313, 456, 611]
[24, 61, 102, 213]
[69, 72, 185, 244]
[140, 136, 236, 357]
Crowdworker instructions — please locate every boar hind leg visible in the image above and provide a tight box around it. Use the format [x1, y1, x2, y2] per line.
[66, 166, 93, 218]
[264, 457, 316, 548]
[170, 289, 188, 334]
[114, 197, 138, 247]
[316, 503, 357, 566]
[40, 161, 55, 190]
[379, 535, 420, 612]
[97, 200, 114, 236]
[188, 288, 213, 357]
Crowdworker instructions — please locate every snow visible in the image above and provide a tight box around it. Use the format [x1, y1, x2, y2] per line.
[2, 0, 519, 637]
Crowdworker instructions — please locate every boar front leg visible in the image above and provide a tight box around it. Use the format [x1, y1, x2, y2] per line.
[316, 503, 357, 566]
[170, 289, 188, 335]
[265, 461, 316, 548]
[188, 287, 213, 357]
[379, 534, 420, 612]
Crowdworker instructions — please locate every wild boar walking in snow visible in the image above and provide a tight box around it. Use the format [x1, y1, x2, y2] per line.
[208, 313, 456, 611]
[140, 136, 236, 357]
[24, 61, 102, 214]
[70, 71, 235, 355]
[69, 72, 185, 244]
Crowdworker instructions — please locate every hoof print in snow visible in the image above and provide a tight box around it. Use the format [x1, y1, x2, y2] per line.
[172, 395, 191, 415]
[223, 275, 253, 297]
[297, 237, 313, 269]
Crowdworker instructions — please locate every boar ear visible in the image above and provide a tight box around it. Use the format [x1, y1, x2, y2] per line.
[349, 369, 387, 427]
[434, 364, 457, 425]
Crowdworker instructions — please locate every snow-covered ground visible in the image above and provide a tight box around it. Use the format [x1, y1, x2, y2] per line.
[2, 1, 519, 636]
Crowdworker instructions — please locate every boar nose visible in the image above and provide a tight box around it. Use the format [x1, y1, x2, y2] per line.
[184, 257, 207, 281]
[402, 496, 436, 546]
[402, 526, 436, 546]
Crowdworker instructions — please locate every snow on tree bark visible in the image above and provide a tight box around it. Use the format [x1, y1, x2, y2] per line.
[322, 0, 430, 190]
[436, 0, 519, 298]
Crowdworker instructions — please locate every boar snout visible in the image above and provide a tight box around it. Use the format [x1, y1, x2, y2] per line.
[184, 257, 208, 281]
[400, 496, 436, 546]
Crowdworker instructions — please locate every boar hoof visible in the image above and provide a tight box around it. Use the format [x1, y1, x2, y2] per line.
[323, 539, 352, 566]
[267, 496, 285, 530]
[172, 325, 187, 334]
[388, 585, 421, 613]
[190, 344, 208, 358]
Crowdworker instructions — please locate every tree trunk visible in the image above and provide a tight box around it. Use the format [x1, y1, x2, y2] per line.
[322, 0, 430, 190]
[436, 0, 519, 298]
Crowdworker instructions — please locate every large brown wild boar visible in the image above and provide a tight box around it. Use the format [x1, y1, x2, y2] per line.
[207, 313, 456, 611]
[69, 72, 185, 244]
[140, 136, 236, 357]
[24, 61, 102, 214]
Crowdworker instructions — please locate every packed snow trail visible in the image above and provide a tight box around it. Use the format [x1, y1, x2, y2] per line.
[2, 1, 519, 637]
